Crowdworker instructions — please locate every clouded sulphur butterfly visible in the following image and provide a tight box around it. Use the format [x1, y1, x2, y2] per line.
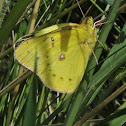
[14, 17, 96, 93]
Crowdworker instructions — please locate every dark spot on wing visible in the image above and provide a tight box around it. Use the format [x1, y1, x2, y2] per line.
[43, 35, 49, 41]
[53, 73, 56, 77]
[47, 63, 49, 66]
[86, 29, 88, 32]
[80, 39, 88, 45]
[60, 77, 63, 80]
[69, 78, 72, 81]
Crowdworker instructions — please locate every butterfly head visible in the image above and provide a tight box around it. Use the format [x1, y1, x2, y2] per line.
[82, 17, 94, 27]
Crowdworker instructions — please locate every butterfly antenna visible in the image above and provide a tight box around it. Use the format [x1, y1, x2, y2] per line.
[88, 42, 98, 65]
[93, 18, 106, 28]
[43, 0, 47, 8]
[85, 0, 97, 17]
[76, 0, 85, 18]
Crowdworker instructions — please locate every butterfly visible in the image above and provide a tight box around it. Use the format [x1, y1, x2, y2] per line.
[14, 17, 96, 93]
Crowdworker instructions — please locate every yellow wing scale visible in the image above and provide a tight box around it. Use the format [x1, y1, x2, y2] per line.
[15, 17, 96, 93]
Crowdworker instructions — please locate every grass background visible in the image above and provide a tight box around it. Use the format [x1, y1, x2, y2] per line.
[0, 0, 126, 126]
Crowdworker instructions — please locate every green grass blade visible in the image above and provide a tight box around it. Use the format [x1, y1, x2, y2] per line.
[23, 74, 37, 126]
[0, 0, 33, 50]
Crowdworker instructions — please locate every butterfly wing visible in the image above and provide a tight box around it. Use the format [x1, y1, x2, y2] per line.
[15, 23, 96, 93]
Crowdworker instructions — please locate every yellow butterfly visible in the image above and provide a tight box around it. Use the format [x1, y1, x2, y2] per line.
[14, 17, 96, 93]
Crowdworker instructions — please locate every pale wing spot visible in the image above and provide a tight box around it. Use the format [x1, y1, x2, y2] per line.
[59, 54, 65, 61]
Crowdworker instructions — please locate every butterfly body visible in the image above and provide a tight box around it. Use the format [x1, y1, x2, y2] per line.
[15, 17, 96, 93]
